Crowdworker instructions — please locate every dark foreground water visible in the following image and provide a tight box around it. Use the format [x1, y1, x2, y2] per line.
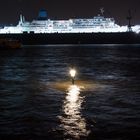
[0, 44, 140, 140]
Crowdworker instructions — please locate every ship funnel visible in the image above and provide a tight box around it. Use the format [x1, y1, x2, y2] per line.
[38, 9, 47, 20]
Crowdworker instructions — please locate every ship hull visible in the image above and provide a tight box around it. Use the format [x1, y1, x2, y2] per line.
[0, 32, 140, 45]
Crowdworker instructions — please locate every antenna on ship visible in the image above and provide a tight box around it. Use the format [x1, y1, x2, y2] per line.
[100, 7, 104, 16]
[127, 9, 132, 32]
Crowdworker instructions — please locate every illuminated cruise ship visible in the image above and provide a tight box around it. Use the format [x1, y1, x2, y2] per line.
[0, 9, 140, 34]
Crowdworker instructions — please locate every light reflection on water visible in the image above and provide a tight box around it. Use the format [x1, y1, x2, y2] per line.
[60, 85, 89, 139]
[0, 45, 140, 139]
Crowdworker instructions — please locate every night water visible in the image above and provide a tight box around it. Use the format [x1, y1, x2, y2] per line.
[0, 44, 140, 140]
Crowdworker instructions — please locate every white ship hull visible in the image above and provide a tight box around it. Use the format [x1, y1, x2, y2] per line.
[0, 10, 140, 34]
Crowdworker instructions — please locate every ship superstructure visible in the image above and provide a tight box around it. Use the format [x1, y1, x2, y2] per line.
[0, 9, 140, 34]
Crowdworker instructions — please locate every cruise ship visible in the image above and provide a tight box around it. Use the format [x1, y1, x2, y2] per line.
[0, 9, 140, 44]
[0, 9, 140, 34]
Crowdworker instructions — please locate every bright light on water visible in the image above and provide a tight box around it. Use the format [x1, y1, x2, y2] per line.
[70, 69, 76, 78]
[66, 85, 80, 103]
[59, 85, 89, 139]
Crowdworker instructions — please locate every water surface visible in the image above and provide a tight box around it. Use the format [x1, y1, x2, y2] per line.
[0, 44, 140, 140]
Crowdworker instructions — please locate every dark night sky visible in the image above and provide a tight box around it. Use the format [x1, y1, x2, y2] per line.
[0, 0, 139, 25]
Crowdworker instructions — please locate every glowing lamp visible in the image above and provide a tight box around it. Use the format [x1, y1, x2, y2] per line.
[70, 69, 76, 78]
[70, 69, 76, 85]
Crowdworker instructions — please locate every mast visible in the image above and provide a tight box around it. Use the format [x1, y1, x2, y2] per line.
[100, 8, 104, 16]
[20, 14, 23, 23]
[18, 14, 23, 26]
[127, 10, 132, 32]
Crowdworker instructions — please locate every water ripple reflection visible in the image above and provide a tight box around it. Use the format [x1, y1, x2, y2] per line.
[59, 85, 89, 139]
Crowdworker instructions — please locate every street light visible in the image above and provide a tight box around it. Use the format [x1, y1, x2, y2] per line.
[70, 69, 76, 85]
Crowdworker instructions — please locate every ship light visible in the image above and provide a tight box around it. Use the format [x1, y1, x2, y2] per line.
[69, 69, 76, 85]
